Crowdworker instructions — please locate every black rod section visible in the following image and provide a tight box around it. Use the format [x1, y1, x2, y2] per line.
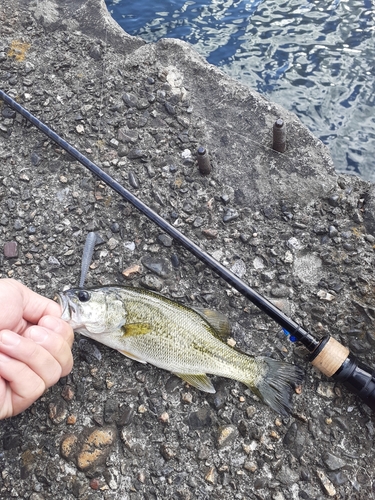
[0, 90, 319, 351]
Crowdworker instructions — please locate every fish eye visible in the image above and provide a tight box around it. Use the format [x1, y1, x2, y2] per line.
[77, 290, 90, 302]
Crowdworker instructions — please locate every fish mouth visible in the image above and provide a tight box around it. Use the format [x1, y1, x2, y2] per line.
[57, 293, 72, 321]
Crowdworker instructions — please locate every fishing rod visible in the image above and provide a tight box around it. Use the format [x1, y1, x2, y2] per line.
[1, 89, 375, 411]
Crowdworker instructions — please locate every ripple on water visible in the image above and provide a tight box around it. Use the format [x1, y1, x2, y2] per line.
[106, 0, 375, 181]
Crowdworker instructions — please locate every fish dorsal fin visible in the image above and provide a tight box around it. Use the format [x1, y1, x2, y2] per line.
[122, 323, 152, 337]
[175, 373, 216, 393]
[118, 349, 147, 364]
[192, 307, 231, 341]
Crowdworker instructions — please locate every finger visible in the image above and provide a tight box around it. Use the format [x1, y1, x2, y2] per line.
[0, 328, 72, 384]
[24, 326, 74, 378]
[6, 279, 61, 325]
[38, 316, 75, 348]
[0, 352, 46, 418]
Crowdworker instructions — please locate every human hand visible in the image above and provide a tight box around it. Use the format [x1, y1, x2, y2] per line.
[0, 279, 74, 419]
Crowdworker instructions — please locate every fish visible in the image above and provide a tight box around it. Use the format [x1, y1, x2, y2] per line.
[58, 286, 304, 416]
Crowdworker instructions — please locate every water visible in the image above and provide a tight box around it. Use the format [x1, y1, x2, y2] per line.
[105, 0, 375, 182]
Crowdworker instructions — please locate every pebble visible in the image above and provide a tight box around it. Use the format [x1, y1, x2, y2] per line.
[128, 170, 140, 188]
[216, 425, 238, 449]
[230, 259, 246, 278]
[160, 442, 176, 460]
[4, 241, 18, 258]
[78, 338, 102, 363]
[76, 427, 117, 471]
[223, 208, 239, 222]
[323, 452, 346, 471]
[316, 470, 336, 497]
[188, 408, 212, 430]
[48, 399, 68, 424]
[201, 228, 218, 239]
[140, 274, 163, 291]
[141, 255, 171, 277]
[122, 264, 141, 279]
[157, 234, 173, 247]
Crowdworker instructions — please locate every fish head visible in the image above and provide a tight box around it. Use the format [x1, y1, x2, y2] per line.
[57, 287, 126, 338]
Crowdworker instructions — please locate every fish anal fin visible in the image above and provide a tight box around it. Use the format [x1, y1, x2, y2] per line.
[192, 307, 231, 341]
[175, 373, 216, 393]
[118, 349, 147, 364]
[122, 323, 152, 337]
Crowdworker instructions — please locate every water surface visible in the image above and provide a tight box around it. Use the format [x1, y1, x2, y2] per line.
[106, 0, 375, 181]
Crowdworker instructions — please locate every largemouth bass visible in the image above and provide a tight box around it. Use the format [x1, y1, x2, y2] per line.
[58, 286, 303, 415]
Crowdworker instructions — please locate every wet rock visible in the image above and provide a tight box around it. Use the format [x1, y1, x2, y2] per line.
[141, 255, 171, 278]
[188, 408, 212, 430]
[49, 398, 68, 424]
[323, 452, 347, 471]
[128, 170, 139, 188]
[157, 233, 173, 247]
[140, 274, 163, 291]
[223, 208, 239, 222]
[79, 338, 102, 363]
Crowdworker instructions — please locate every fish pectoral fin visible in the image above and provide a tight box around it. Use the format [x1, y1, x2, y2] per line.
[192, 307, 231, 341]
[122, 323, 152, 337]
[118, 349, 147, 364]
[175, 373, 216, 393]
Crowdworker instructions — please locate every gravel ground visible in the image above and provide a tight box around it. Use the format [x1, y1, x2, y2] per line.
[1, 1, 375, 499]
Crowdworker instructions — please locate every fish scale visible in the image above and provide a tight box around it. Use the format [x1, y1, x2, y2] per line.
[58, 286, 304, 416]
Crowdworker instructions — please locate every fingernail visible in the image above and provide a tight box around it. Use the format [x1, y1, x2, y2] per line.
[29, 327, 48, 343]
[0, 352, 11, 363]
[1, 331, 21, 347]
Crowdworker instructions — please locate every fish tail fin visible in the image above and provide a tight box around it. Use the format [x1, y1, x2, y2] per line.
[244, 358, 304, 417]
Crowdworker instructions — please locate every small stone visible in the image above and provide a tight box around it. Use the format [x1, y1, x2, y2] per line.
[79, 338, 102, 363]
[223, 208, 239, 222]
[329, 226, 339, 238]
[76, 124, 85, 134]
[244, 461, 257, 473]
[159, 412, 170, 424]
[205, 467, 216, 484]
[140, 274, 163, 291]
[201, 228, 218, 239]
[182, 392, 193, 404]
[61, 385, 75, 401]
[323, 452, 347, 471]
[188, 408, 212, 430]
[107, 237, 119, 250]
[157, 234, 173, 247]
[141, 255, 171, 278]
[30, 152, 41, 166]
[2, 107, 16, 119]
[4, 241, 18, 258]
[48, 256, 61, 268]
[49, 399, 68, 424]
[160, 442, 175, 460]
[316, 470, 336, 497]
[122, 264, 141, 279]
[128, 171, 139, 189]
[216, 425, 238, 449]
[229, 259, 246, 278]
[317, 290, 335, 301]
[67, 415, 77, 425]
